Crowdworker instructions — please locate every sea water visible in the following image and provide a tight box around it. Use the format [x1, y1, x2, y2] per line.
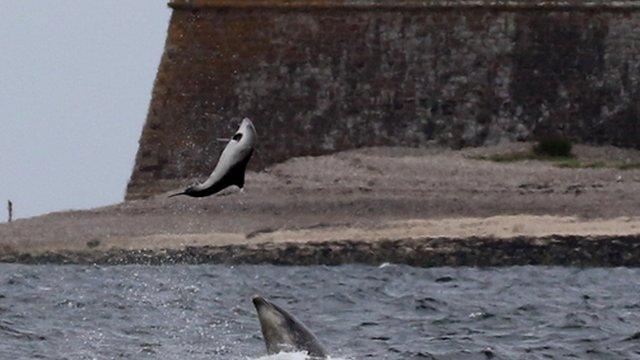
[0, 264, 639, 359]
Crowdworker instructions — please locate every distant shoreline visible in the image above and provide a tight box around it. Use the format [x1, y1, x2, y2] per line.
[2, 234, 640, 266]
[2, 144, 640, 267]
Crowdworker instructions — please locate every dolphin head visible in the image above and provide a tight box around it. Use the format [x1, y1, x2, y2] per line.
[231, 117, 256, 148]
[252, 296, 328, 358]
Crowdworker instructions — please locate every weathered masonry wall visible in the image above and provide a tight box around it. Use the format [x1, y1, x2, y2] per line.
[127, 0, 640, 200]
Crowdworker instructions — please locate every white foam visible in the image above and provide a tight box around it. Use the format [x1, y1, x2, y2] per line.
[249, 352, 309, 360]
[248, 352, 350, 360]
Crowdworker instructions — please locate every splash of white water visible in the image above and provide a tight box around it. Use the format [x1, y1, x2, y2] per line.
[249, 352, 350, 360]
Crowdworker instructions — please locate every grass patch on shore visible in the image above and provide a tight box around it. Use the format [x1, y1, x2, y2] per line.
[469, 151, 579, 164]
[553, 159, 607, 169]
[470, 152, 640, 170]
[533, 137, 573, 157]
[617, 162, 640, 170]
[468, 137, 640, 169]
[472, 152, 539, 163]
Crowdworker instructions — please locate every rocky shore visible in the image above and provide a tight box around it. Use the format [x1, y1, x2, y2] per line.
[2, 144, 640, 266]
[2, 234, 640, 267]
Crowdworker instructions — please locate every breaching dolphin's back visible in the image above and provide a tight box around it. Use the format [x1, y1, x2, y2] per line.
[170, 118, 256, 198]
[252, 296, 328, 358]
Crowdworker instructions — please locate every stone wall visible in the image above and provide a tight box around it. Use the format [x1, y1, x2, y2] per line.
[127, 0, 640, 199]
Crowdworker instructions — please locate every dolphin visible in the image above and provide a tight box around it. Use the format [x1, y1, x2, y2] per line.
[170, 118, 256, 198]
[252, 295, 328, 359]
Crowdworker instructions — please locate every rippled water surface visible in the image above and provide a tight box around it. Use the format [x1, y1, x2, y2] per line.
[1, 265, 639, 359]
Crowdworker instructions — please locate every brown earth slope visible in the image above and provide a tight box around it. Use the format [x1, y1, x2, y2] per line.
[1, 143, 640, 265]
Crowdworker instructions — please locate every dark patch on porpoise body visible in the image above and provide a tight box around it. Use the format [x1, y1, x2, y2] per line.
[175, 149, 254, 198]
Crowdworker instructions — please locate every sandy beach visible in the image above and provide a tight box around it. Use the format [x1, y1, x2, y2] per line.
[1, 143, 640, 265]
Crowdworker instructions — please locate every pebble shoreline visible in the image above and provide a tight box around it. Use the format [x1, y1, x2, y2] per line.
[3, 235, 640, 266]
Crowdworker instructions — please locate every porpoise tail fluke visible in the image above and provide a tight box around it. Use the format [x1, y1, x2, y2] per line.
[252, 295, 328, 359]
[170, 118, 257, 198]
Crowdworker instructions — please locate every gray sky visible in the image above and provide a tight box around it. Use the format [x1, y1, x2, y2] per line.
[1, 1, 171, 219]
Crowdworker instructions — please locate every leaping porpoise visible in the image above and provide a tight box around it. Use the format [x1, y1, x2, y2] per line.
[252, 295, 328, 359]
[171, 118, 256, 198]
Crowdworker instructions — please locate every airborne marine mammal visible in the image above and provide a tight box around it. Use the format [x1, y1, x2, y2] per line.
[170, 118, 256, 198]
